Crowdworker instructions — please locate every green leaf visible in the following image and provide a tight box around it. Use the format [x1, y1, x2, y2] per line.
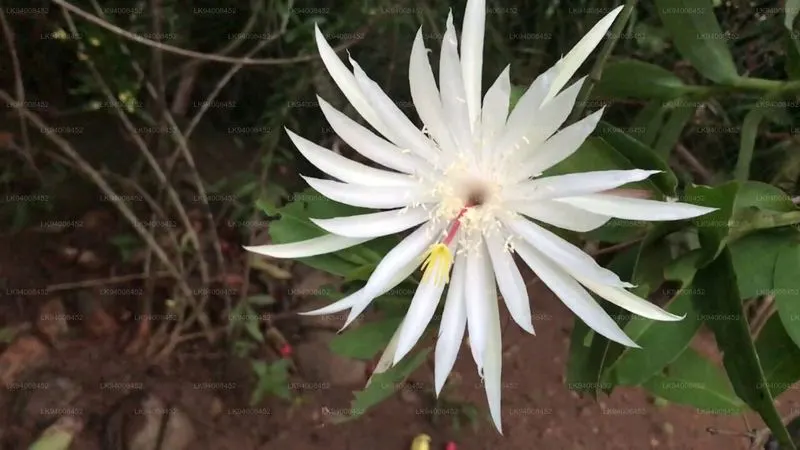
[730, 230, 792, 300]
[786, 30, 800, 80]
[756, 315, 800, 398]
[609, 252, 703, 386]
[594, 59, 688, 100]
[774, 242, 800, 350]
[734, 105, 769, 182]
[785, 0, 800, 30]
[655, 0, 739, 83]
[596, 122, 679, 196]
[244, 317, 264, 343]
[653, 105, 695, 160]
[641, 348, 745, 412]
[334, 348, 430, 423]
[329, 317, 403, 360]
[631, 101, 669, 147]
[694, 249, 796, 448]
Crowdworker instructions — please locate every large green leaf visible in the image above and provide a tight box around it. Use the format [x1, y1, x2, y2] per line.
[653, 105, 695, 161]
[730, 230, 794, 300]
[774, 242, 800, 350]
[655, 0, 739, 84]
[756, 315, 800, 398]
[694, 249, 796, 448]
[594, 59, 688, 100]
[641, 348, 745, 412]
[734, 104, 769, 182]
[631, 101, 669, 147]
[608, 251, 703, 386]
[329, 317, 403, 360]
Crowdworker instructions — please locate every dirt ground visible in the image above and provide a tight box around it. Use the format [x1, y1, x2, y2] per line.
[2, 228, 798, 450]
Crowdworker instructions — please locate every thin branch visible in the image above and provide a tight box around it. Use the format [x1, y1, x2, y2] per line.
[47, 271, 172, 292]
[675, 143, 713, 184]
[0, 6, 39, 179]
[52, 0, 362, 66]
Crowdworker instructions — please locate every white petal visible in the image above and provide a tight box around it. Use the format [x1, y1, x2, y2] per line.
[509, 169, 660, 202]
[440, 11, 474, 153]
[298, 288, 363, 316]
[367, 319, 403, 387]
[509, 107, 605, 182]
[514, 240, 639, 348]
[485, 232, 534, 334]
[314, 25, 389, 138]
[503, 216, 632, 288]
[435, 254, 467, 395]
[542, 6, 624, 105]
[409, 29, 457, 154]
[317, 96, 431, 175]
[286, 128, 416, 187]
[501, 78, 586, 165]
[311, 207, 430, 238]
[460, 0, 485, 131]
[244, 234, 369, 258]
[481, 66, 511, 162]
[483, 270, 503, 434]
[343, 253, 425, 330]
[556, 194, 718, 221]
[508, 199, 611, 232]
[303, 176, 436, 209]
[495, 64, 557, 156]
[464, 239, 493, 371]
[351, 59, 443, 164]
[577, 276, 684, 321]
[392, 273, 447, 364]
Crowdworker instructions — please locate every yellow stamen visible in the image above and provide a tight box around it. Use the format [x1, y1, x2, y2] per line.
[420, 243, 453, 286]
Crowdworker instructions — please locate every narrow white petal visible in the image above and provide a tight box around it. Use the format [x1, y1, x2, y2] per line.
[244, 234, 369, 258]
[509, 107, 605, 182]
[366, 319, 403, 387]
[556, 194, 718, 221]
[435, 255, 467, 395]
[317, 96, 431, 175]
[577, 276, 684, 321]
[303, 176, 436, 209]
[298, 288, 364, 316]
[393, 275, 447, 364]
[485, 232, 534, 334]
[481, 66, 511, 161]
[496, 64, 558, 156]
[504, 216, 632, 288]
[314, 25, 389, 137]
[542, 6, 624, 105]
[409, 29, 457, 154]
[286, 129, 416, 187]
[343, 252, 425, 330]
[460, 0, 486, 130]
[351, 59, 443, 164]
[483, 272, 503, 434]
[464, 239, 493, 371]
[508, 200, 611, 233]
[500, 78, 586, 165]
[311, 208, 430, 238]
[514, 241, 639, 348]
[440, 11, 474, 153]
[509, 169, 660, 202]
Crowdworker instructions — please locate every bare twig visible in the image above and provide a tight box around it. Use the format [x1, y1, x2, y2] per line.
[0, 90, 193, 302]
[749, 295, 776, 339]
[590, 238, 644, 257]
[0, 7, 40, 179]
[47, 272, 172, 292]
[675, 143, 713, 184]
[52, 0, 363, 66]
[59, 8, 214, 341]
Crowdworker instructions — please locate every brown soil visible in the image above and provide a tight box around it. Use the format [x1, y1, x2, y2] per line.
[2, 227, 797, 450]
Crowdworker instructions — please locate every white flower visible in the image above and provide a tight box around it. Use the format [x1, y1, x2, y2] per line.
[246, 1, 716, 433]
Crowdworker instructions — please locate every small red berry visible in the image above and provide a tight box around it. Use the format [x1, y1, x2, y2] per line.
[445, 441, 457, 450]
[279, 343, 292, 358]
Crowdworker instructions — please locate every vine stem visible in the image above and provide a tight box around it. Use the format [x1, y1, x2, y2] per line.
[569, 0, 638, 123]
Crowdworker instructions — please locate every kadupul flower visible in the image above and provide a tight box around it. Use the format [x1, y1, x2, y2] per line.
[246, 1, 716, 433]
